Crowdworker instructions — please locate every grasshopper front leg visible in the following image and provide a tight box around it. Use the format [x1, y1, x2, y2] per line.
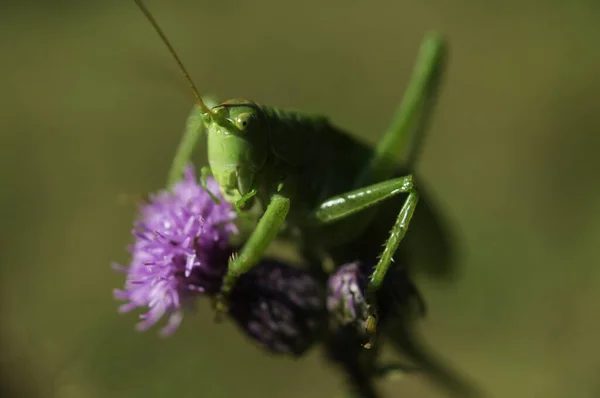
[216, 182, 292, 313]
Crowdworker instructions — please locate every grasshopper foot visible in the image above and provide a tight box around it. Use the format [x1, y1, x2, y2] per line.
[213, 272, 237, 322]
[213, 292, 229, 322]
[362, 305, 379, 349]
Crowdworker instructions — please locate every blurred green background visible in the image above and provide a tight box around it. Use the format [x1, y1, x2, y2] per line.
[2, 0, 600, 397]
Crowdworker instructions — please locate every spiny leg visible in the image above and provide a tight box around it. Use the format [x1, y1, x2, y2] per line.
[310, 175, 419, 348]
[364, 189, 418, 348]
[215, 182, 292, 313]
[353, 33, 451, 303]
[354, 32, 446, 188]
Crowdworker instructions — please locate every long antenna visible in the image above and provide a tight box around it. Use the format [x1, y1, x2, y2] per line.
[134, 0, 215, 117]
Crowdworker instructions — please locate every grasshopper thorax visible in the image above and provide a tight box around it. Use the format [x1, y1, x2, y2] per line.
[206, 99, 269, 203]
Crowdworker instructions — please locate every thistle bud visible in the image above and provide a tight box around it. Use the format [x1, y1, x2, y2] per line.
[228, 259, 326, 356]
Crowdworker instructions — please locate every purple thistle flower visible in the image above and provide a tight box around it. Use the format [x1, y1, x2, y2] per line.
[327, 261, 369, 331]
[113, 165, 237, 337]
[228, 259, 326, 356]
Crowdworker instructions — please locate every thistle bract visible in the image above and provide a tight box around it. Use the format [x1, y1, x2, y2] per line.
[228, 259, 326, 356]
[327, 261, 426, 335]
[327, 262, 369, 331]
[113, 166, 237, 336]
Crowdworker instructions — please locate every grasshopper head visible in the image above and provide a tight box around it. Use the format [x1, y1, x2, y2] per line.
[206, 99, 269, 203]
[131, 2, 268, 204]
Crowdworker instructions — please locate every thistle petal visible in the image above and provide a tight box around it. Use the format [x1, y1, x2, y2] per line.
[113, 164, 236, 335]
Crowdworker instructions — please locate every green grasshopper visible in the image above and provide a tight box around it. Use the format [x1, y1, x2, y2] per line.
[134, 0, 448, 348]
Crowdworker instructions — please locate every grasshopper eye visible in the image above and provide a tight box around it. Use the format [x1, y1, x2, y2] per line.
[234, 112, 255, 131]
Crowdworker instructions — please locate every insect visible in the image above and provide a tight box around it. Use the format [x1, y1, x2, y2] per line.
[134, 0, 449, 348]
